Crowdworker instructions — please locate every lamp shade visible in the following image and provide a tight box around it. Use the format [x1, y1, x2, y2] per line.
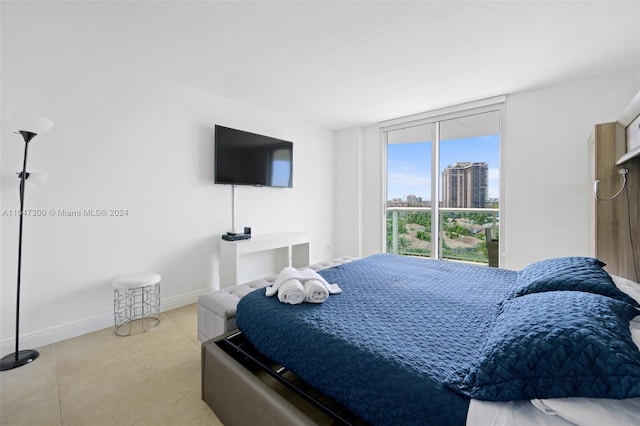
[2, 111, 53, 136]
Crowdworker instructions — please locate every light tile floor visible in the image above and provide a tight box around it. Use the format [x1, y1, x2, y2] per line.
[0, 304, 224, 426]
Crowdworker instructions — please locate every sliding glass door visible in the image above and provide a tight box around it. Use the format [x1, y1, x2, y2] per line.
[386, 123, 434, 257]
[385, 103, 502, 265]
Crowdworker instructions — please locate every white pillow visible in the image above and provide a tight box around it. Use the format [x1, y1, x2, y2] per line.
[467, 400, 573, 426]
[611, 274, 640, 305]
[531, 398, 640, 426]
[610, 274, 640, 349]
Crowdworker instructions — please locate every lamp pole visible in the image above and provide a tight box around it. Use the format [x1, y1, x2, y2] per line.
[0, 130, 40, 371]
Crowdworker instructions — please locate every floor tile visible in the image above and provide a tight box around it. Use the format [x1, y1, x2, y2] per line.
[0, 345, 62, 426]
[0, 304, 223, 426]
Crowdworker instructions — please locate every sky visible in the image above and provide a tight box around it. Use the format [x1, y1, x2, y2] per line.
[387, 134, 500, 201]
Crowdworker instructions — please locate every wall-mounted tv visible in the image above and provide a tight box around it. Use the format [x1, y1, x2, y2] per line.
[214, 125, 293, 188]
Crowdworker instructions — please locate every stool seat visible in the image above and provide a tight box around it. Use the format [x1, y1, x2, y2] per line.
[112, 272, 161, 290]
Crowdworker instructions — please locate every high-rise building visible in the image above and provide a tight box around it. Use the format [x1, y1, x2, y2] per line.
[442, 162, 488, 208]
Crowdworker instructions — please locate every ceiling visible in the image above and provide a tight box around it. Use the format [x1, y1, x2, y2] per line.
[2, 1, 639, 130]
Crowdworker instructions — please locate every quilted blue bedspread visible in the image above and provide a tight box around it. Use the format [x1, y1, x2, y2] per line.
[236, 253, 518, 425]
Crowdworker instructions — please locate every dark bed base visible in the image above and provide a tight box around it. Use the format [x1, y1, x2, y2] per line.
[202, 330, 364, 426]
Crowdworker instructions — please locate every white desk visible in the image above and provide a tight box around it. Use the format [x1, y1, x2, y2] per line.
[219, 232, 310, 288]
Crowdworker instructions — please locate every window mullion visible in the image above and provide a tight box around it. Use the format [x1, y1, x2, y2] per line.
[431, 122, 440, 260]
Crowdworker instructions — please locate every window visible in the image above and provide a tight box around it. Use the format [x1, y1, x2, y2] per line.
[384, 100, 503, 265]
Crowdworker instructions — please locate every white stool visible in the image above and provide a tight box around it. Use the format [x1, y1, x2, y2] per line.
[112, 272, 161, 336]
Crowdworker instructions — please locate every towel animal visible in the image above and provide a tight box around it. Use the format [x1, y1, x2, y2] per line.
[304, 279, 329, 303]
[266, 267, 342, 304]
[277, 279, 306, 304]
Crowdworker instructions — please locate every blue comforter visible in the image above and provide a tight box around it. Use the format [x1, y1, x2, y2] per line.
[236, 253, 518, 425]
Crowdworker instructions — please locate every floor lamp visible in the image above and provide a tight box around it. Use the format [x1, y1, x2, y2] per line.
[0, 113, 53, 371]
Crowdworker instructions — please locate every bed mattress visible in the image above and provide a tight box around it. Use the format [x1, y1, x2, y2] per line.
[236, 253, 518, 425]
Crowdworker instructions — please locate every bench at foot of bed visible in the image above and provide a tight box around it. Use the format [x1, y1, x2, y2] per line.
[202, 331, 365, 426]
[197, 256, 358, 342]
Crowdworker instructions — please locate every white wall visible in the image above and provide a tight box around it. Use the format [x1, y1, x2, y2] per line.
[0, 29, 335, 352]
[360, 125, 384, 255]
[503, 70, 638, 269]
[334, 69, 640, 268]
[333, 128, 362, 256]
[333, 125, 384, 257]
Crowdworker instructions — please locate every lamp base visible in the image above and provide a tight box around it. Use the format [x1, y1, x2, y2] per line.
[0, 349, 39, 371]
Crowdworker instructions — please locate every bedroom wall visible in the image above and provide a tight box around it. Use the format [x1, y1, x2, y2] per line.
[0, 29, 335, 352]
[334, 68, 640, 270]
[333, 128, 362, 256]
[503, 70, 638, 269]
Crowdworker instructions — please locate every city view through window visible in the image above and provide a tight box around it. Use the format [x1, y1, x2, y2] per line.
[386, 109, 500, 265]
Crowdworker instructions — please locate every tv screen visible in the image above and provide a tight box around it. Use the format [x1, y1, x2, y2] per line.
[214, 125, 293, 188]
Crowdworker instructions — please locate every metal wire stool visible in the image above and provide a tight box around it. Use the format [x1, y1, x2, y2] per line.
[112, 272, 161, 336]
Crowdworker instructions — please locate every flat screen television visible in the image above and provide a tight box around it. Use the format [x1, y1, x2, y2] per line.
[214, 125, 293, 188]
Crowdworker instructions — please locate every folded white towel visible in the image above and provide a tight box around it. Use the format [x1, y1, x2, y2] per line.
[265, 266, 298, 297]
[304, 279, 329, 303]
[277, 279, 305, 304]
[266, 266, 342, 304]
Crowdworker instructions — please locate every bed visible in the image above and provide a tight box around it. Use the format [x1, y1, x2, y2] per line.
[202, 254, 640, 425]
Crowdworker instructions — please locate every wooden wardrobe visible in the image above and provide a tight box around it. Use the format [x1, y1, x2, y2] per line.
[592, 92, 640, 282]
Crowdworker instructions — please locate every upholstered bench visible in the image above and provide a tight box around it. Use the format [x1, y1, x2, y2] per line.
[197, 256, 357, 342]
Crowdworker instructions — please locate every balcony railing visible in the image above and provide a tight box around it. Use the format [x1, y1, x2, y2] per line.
[386, 206, 499, 265]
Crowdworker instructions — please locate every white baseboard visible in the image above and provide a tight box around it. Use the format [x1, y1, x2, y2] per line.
[0, 288, 213, 356]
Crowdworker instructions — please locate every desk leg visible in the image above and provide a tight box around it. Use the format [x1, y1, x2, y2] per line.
[291, 243, 310, 268]
[219, 245, 239, 288]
